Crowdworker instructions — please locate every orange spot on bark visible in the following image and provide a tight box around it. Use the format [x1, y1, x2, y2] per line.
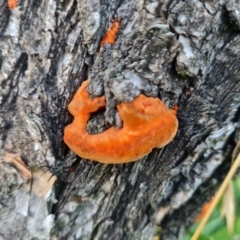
[100, 18, 121, 47]
[195, 197, 214, 221]
[8, 0, 17, 9]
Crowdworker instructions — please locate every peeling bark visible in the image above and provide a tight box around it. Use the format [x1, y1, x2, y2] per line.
[0, 0, 240, 239]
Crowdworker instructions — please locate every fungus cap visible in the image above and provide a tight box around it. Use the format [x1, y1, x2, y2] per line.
[63, 80, 178, 164]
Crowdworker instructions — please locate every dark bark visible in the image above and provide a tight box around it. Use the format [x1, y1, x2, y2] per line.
[0, 0, 240, 239]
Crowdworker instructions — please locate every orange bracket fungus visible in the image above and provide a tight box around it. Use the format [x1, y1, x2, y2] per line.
[100, 18, 121, 47]
[63, 80, 178, 164]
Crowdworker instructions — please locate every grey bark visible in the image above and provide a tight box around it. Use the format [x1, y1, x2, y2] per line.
[0, 0, 240, 240]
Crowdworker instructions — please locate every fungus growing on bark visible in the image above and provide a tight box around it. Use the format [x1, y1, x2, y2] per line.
[64, 80, 178, 164]
[100, 18, 121, 47]
[8, 0, 17, 9]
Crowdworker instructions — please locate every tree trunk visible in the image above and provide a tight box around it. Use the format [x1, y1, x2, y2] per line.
[0, 0, 239, 239]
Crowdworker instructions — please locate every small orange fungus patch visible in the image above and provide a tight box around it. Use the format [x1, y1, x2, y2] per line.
[195, 197, 215, 221]
[63, 80, 178, 164]
[100, 18, 121, 47]
[8, 0, 17, 9]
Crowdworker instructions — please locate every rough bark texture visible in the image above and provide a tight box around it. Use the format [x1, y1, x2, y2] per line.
[0, 0, 240, 239]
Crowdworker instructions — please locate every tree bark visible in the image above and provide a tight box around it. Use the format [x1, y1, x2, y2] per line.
[0, 0, 240, 239]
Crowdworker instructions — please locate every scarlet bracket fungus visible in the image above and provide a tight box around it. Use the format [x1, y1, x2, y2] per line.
[100, 18, 121, 47]
[63, 80, 178, 164]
